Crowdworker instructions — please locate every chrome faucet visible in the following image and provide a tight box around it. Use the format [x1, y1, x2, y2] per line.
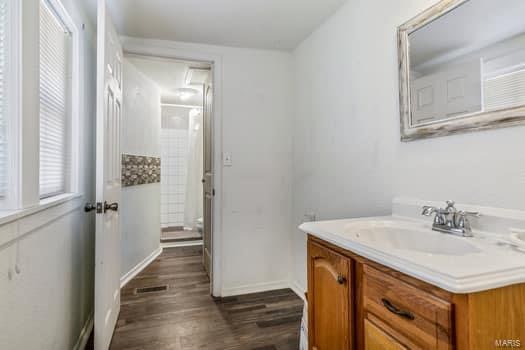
[422, 200, 480, 237]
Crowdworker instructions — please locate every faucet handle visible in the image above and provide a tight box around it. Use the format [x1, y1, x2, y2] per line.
[457, 210, 480, 220]
[421, 206, 437, 216]
[456, 211, 480, 231]
[422, 206, 447, 225]
[445, 200, 456, 211]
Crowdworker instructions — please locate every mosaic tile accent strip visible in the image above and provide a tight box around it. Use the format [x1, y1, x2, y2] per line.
[122, 154, 161, 187]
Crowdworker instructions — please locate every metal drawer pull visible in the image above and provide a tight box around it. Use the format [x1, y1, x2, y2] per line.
[381, 298, 415, 320]
[337, 274, 346, 285]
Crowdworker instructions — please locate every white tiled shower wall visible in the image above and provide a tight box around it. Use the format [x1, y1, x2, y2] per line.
[161, 129, 189, 228]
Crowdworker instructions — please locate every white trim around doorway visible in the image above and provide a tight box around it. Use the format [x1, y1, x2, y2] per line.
[120, 36, 224, 297]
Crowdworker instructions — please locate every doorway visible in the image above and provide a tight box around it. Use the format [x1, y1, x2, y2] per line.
[160, 104, 204, 245]
[125, 54, 214, 279]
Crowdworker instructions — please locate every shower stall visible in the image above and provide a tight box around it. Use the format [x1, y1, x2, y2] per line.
[160, 106, 204, 243]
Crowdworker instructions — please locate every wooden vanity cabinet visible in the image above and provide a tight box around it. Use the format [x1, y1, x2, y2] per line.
[307, 235, 525, 350]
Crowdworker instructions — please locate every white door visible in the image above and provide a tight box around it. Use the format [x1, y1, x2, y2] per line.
[94, 0, 123, 348]
[411, 61, 482, 124]
[411, 75, 439, 124]
[443, 61, 482, 117]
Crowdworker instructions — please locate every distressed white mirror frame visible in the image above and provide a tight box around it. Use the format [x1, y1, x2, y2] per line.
[398, 0, 525, 141]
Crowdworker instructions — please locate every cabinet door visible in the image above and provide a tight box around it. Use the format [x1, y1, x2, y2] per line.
[365, 320, 407, 350]
[308, 240, 352, 350]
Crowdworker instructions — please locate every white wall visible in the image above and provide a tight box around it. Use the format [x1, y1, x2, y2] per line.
[122, 37, 295, 296]
[0, 0, 96, 348]
[291, 0, 525, 293]
[120, 59, 162, 277]
[218, 46, 293, 295]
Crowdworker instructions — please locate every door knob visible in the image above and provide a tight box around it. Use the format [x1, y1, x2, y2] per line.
[85, 202, 103, 213]
[104, 201, 119, 213]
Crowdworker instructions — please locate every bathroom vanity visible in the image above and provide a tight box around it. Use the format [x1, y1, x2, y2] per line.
[300, 201, 525, 350]
[301, 0, 525, 344]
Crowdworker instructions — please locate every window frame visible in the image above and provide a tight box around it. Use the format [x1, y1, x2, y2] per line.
[38, 0, 80, 201]
[0, 0, 21, 210]
[0, 0, 81, 213]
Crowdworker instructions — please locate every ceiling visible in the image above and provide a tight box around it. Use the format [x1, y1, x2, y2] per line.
[127, 55, 210, 106]
[410, 0, 525, 68]
[84, 0, 347, 50]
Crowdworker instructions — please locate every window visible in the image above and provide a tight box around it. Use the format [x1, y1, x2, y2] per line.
[0, 0, 10, 199]
[483, 50, 525, 112]
[39, 0, 72, 198]
[484, 68, 525, 112]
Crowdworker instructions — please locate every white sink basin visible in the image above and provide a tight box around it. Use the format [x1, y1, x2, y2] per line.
[299, 208, 525, 293]
[341, 220, 481, 256]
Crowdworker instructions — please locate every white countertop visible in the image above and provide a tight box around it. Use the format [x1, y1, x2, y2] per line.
[299, 215, 525, 294]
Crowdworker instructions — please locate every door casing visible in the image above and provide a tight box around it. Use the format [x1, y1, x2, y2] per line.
[120, 39, 223, 296]
[202, 83, 213, 278]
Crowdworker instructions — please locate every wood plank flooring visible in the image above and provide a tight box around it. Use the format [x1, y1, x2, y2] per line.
[109, 246, 303, 350]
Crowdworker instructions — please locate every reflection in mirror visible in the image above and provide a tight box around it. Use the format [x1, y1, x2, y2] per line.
[408, 0, 525, 126]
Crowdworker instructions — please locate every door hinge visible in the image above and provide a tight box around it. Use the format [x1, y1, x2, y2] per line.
[212, 189, 215, 196]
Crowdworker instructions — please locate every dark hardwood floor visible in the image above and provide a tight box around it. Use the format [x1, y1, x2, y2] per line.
[109, 246, 303, 350]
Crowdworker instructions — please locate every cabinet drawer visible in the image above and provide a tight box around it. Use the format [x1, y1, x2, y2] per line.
[365, 319, 408, 350]
[362, 265, 453, 349]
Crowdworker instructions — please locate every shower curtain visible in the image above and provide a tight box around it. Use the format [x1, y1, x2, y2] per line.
[184, 109, 204, 230]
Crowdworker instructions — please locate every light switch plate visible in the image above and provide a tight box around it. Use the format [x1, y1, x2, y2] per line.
[223, 152, 233, 167]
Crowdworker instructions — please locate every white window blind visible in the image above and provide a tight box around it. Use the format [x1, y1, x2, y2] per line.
[0, 0, 9, 198]
[484, 68, 525, 112]
[483, 50, 525, 112]
[39, 0, 72, 198]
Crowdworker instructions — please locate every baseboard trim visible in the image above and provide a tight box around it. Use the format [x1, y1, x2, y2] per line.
[73, 312, 93, 350]
[120, 246, 163, 289]
[221, 280, 290, 297]
[161, 240, 203, 248]
[290, 280, 307, 302]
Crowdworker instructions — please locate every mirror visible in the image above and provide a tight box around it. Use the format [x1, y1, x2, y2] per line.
[398, 0, 525, 141]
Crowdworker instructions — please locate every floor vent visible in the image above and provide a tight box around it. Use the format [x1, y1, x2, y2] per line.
[135, 285, 168, 294]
